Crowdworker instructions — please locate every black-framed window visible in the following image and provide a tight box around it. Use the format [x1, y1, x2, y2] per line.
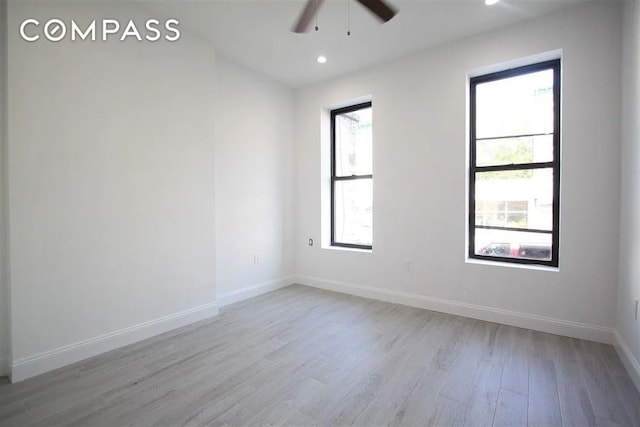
[331, 102, 373, 249]
[469, 59, 561, 267]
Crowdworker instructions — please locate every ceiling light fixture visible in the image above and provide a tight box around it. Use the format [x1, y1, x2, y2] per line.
[485, 0, 500, 5]
[317, 55, 327, 64]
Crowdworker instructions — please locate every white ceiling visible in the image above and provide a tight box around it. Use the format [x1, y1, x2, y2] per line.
[150, 0, 587, 87]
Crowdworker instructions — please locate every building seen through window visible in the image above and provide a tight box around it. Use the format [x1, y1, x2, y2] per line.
[470, 60, 560, 266]
[331, 102, 373, 249]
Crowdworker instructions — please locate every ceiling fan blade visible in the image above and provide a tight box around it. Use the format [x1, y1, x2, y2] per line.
[292, 0, 326, 33]
[355, 0, 397, 23]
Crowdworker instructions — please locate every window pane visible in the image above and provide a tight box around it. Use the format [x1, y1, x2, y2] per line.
[476, 135, 553, 167]
[335, 106, 372, 176]
[476, 69, 554, 139]
[475, 228, 552, 261]
[475, 168, 554, 231]
[334, 179, 372, 246]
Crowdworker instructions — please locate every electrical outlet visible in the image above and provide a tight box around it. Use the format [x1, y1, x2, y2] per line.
[253, 253, 260, 264]
[404, 258, 413, 272]
[309, 238, 314, 246]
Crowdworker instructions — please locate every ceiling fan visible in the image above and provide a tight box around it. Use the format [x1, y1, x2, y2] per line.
[292, 0, 397, 33]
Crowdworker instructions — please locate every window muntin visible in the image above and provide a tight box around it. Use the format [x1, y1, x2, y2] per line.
[331, 102, 373, 249]
[469, 60, 560, 267]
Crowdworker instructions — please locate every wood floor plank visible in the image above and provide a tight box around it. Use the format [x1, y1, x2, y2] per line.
[493, 388, 527, 427]
[596, 343, 640, 427]
[528, 358, 562, 427]
[425, 396, 467, 427]
[463, 361, 503, 427]
[611, 370, 640, 427]
[529, 330, 551, 360]
[577, 342, 632, 426]
[439, 320, 487, 405]
[392, 316, 475, 425]
[439, 356, 481, 405]
[390, 364, 451, 426]
[353, 314, 455, 425]
[249, 377, 326, 426]
[500, 326, 530, 396]
[0, 284, 638, 427]
[596, 416, 627, 427]
[557, 379, 597, 427]
[279, 409, 321, 426]
[0, 400, 26, 424]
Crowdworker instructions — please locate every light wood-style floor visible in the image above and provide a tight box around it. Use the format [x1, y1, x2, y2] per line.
[0, 284, 639, 426]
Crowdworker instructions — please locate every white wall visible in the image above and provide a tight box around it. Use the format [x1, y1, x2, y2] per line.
[7, 1, 217, 381]
[214, 55, 294, 305]
[0, 0, 9, 377]
[294, 0, 622, 342]
[617, 0, 640, 390]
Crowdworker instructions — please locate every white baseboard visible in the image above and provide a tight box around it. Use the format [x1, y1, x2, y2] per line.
[0, 357, 9, 378]
[10, 302, 219, 383]
[614, 331, 640, 393]
[217, 276, 294, 307]
[295, 275, 614, 344]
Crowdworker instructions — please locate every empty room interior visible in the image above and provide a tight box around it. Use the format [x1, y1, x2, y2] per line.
[1, 0, 640, 425]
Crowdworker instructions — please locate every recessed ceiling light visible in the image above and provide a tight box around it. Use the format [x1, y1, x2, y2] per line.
[485, 0, 500, 5]
[317, 55, 327, 64]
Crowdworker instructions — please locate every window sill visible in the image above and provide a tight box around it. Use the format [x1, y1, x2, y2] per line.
[465, 257, 559, 273]
[324, 245, 373, 254]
